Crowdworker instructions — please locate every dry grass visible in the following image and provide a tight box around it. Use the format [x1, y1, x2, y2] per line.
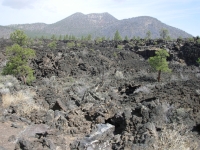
[2, 90, 46, 115]
[153, 124, 198, 150]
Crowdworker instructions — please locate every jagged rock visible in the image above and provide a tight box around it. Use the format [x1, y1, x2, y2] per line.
[0, 146, 7, 150]
[0, 38, 200, 149]
[71, 123, 115, 150]
[15, 138, 32, 150]
[18, 124, 49, 138]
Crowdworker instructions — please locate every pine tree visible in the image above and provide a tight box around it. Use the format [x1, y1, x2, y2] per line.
[3, 44, 35, 84]
[3, 30, 35, 84]
[51, 34, 57, 40]
[160, 28, 169, 40]
[87, 34, 92, 41]
[146, 31, 151, 39]
[124, 35, 129, 41]
[59, 35, 62, 40]
[114, 30, 122, 41]
[148, 49, 171, 82]
[10, 30, 28, 46]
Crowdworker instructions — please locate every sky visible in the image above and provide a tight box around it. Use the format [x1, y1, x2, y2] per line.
[0, 0, 199, 36]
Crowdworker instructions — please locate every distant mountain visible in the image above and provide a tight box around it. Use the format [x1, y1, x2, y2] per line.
[0, 25, 14, 38]
[43, 12, 118, 36]
[8, 23, 48, 31]
[0, 12, 193, 39]
[95, 16, 192, 39]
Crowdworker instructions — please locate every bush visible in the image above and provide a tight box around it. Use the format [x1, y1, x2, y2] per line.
[197, 39, 200, 44]
[113, 52, 118, 58]
[48, 41, 57, 50]
[66, 41, 75, 48]
[3, 44, 35, 84]
[117, 45, 123, 49]
[154, 124, 198, 150]
[10, 30, 28, 46]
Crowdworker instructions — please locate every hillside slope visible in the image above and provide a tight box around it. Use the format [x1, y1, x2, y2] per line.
[0, 13, 193, 38]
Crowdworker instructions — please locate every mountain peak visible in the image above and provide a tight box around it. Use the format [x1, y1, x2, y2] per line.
[71, 12, 85, 16]
[0, 12, 193, 38]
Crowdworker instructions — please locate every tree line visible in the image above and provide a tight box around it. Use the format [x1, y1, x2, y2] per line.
[33, 28, 172, 41]
[2, 30, 199, 85]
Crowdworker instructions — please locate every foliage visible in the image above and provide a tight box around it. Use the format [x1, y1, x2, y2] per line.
[66, 41, 75, 48]
[64, 35, 69, 40]
[114, 30, 122, 41]
[51, 34, 57, 40]
[117, 45, 123, 49]
[113, 52, 118, 58]
[148, 49, 171, 82]
[146, 31, 151, 39]
[68, 35, 76, 40]
[197, 58, 200, 64]
[101, 36, 106, 41]
[59, 35, 62, 40]
[87, 34, 92, 41]
[187, 37, 194, 42]
[166, 36, 171, 41]
[81, 34, 92, 41]
[197, 39, 200, 44]
[89, 48, 95, 53]
[154, 124, 198, 150]
[124, 35, 129, 41]
[95, 37, 103, 43]
[10, 30, 28, 46]
[48, 41, 57, 50]
[160, 28, 169, 40]
[2, 44, 35, 84]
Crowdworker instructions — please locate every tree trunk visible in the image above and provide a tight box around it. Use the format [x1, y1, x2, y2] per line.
[157, 70, 161, 82]
[22, 75, 26, 84]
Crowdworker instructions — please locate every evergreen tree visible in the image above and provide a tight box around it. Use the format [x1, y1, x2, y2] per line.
[59, 35, 62, 40]
[114, 30, 122, 41]
[87, 34, 92, 41]
[51, 34, 57, 40]
[64, 35, 69, 40]
[146, 31, 151, 39]
[160, 28, 169, 39]
[101, 36, 106, 41]
[3, 30, 35, 84]
[81, 36, 84, 41]
[3, 44, 35, 84]
[148, 49, 171, 82]
[10, 30, 28, 46]
[71, 35, 76, 40]
[124, 35, 129, 41]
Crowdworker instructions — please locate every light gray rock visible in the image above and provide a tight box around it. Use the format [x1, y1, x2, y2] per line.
[71, 123, 115, 150]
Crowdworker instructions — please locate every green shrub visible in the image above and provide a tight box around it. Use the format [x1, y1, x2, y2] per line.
[197, 39, 200, 44]
[10, 30, 28, 46]
[3, 44, 35, 84]
[48, 41, 57, 50]
[66, 42, 75, 48]
[89, 48, 95, 53]
[113, 52, 118, 58]
[76, 42, 81, 47]
[188, 38, 194, 42]
[117, 45, 123, 49]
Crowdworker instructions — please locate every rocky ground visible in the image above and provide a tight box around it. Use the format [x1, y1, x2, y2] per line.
[0, 37, 200, 150]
